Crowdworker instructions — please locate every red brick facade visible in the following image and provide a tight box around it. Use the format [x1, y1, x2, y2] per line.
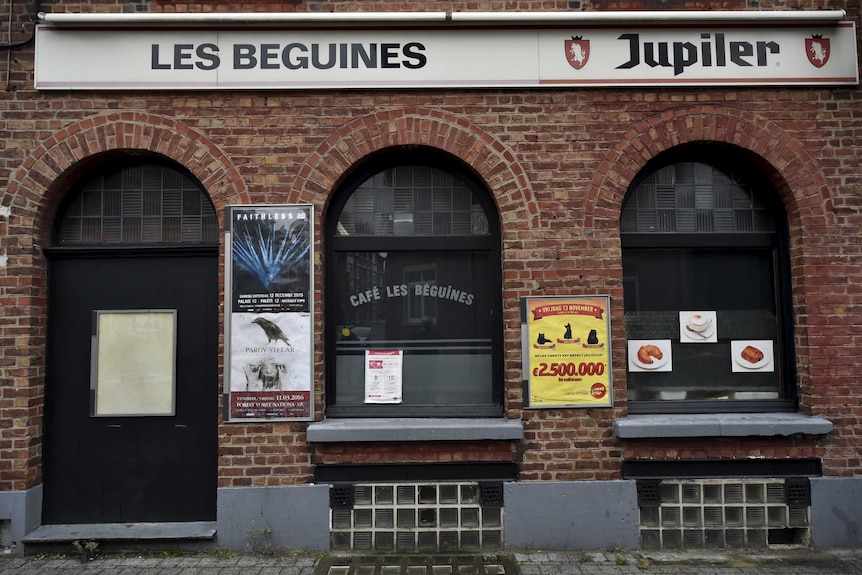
[0, 1, 859, 499]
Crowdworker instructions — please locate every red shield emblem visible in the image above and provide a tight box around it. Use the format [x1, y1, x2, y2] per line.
[805, 36, 830, 68]
[565, 37, 590, 70]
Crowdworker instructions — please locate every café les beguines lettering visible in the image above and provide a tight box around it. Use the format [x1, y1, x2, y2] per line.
[34, 12, 857, 89]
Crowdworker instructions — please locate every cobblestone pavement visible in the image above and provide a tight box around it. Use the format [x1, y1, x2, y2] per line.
[0, 548, 859, 575]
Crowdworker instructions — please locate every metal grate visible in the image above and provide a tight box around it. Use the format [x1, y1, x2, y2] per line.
[314, 554, 519, 575]
[637, 479, 662, 507]
[785, 477, 811, 506]
[638, 478, 810, 550]
[479, 482, 504, 508]
[330, 482, 503, 552]
[330, 485, 355, 510]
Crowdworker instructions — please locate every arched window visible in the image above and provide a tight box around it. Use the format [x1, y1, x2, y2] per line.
[325, 149, 503, 417]
[621, 149, 796, 413]
[56, 161, 218, 246]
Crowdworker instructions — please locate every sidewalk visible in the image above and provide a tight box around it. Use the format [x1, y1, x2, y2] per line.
[0, 548, 860, 574]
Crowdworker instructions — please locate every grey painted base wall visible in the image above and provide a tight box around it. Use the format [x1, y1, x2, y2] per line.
[1, 478, 860, 553]
[0, 484, 42, 554]
[215, 485, 331, 552]
[503, 480, 640, 550]
[810, 477, 862, 548]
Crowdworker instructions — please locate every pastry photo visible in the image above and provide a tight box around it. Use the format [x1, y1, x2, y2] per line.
[731, 340, 774, 372]
[628, 339, 673, 372]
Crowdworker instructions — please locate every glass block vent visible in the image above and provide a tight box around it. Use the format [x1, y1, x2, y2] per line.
[337, 165, 489, 237]
[57, 164, 218, 245]
[638, 478, 811, 551]
[621, 161, 775, 234]
[329, 482, 503, 553]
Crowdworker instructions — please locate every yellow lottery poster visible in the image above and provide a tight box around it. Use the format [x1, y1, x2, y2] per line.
[522, 295, 612, 408]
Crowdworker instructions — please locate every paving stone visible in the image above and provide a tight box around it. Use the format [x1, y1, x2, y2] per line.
[4, 549, 861, 575]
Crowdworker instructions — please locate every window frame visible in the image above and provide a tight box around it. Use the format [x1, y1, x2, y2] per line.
[324, 149, 504, 418]
[621, 153, 797, 414]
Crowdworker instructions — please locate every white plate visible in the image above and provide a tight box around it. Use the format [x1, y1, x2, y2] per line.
[683, 322, 715, 340]
[631, 344, 669, 370]
[735, 346, 771, 370]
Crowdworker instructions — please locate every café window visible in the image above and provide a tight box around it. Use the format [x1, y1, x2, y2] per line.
[621, 151, 796, 413]
[325, 149, 503, 417]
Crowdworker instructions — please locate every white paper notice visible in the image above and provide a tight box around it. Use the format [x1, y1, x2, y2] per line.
[364, 350, 403, 404]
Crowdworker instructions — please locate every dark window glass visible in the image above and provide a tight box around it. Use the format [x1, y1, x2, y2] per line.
[326, 156, 502, 417]
[333, 251, 493, 407]
[621, 159, 795, 412]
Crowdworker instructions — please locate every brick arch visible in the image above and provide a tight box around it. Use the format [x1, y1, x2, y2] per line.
[584, 105, 834, 233]
[293, 107, 538, 234]
[7, 111, 247, 240]
[2, 112, 246, 489]
[588, 105, 833, 412]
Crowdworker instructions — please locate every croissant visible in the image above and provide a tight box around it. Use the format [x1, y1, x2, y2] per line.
[637, 344, 663, 364]
[741, 345, 764, 363]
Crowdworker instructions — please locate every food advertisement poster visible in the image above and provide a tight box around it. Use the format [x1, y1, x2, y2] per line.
[225, 205, 313, 421]
[522, 295, 612, 408]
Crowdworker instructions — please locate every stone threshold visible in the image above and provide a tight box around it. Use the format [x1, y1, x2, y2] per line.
[22, 521, 216, 543]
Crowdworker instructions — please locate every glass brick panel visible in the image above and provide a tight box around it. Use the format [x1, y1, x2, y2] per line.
[637, 479, 809, 551]
[82, 191, 102, 216]
[621, 161, 775, 234]
[337, 166, 488, 237]
[375, 509, 394, 528]
[375, 486, 393, 505]
[103, 189, 122, 217]
[329, 482, 504, 553]
[397, 486, 415, 505]
[57, 164, 216, 246]
[419, 485, 437, 504]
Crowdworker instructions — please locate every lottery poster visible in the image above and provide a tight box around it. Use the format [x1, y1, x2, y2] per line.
[522, 296, 613, 408]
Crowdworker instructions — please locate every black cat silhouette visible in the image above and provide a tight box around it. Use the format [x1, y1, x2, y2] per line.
[587, 329, 599, 345]
[563, 323, 573, 340]
[537, 333, 553, 345]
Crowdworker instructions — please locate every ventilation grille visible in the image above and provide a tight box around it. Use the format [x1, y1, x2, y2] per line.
[329, 482, 503, 552]
[638, 478, 810, 550]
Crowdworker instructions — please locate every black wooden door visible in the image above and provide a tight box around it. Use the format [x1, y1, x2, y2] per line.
[43, 250, 218, 524]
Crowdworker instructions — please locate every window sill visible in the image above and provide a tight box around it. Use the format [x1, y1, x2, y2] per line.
[614, 413, 833, 439]
[307, 417, 524, 443]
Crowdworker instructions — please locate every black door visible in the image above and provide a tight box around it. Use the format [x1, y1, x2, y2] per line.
[43, 250, 218, 524]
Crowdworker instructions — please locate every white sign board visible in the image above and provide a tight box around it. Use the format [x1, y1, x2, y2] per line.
[35, 21, 858, 89]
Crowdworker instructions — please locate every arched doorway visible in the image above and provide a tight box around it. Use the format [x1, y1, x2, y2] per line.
[42, 159, 219, 524]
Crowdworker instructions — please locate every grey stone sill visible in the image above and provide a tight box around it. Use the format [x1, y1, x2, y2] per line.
[22, 522, 216, 542]
[614, 412, 833, 439]
[307, 418, 524, 443]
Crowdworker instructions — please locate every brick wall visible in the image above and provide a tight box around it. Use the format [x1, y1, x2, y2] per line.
[0, 0, 860, 492]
